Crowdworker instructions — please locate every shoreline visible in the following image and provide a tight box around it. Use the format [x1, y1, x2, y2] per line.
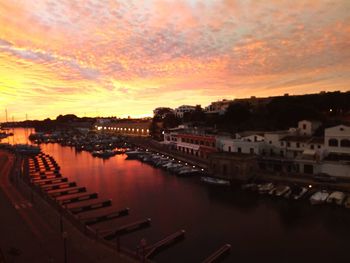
[0, 149, 137, 263]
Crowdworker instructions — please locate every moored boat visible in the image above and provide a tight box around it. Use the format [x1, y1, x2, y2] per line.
[125, 150, 144, 159]
[201, 176, 230, 186]
[291, 187, 308, 200]
[326, 191, 346, 205]
[258, 183, 274, 194]
[310, 190, 329, 205]
[275, 185, 290, 197]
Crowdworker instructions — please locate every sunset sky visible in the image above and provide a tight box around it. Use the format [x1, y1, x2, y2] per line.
[0, 0, 349, 121]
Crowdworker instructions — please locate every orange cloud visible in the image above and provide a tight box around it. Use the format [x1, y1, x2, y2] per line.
[0, 0, 349, 121]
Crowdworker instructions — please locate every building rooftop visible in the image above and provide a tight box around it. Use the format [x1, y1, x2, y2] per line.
[281, 136, 312, 142]
[309, 137, 324, 144]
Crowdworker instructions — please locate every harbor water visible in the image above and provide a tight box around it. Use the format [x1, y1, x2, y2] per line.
[8, 128, 350, 262]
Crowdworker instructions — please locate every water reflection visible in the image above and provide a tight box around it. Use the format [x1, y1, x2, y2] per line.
[9, 129, 350, 262]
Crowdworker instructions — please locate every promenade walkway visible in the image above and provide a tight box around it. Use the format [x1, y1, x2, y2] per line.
[0, 150, 133, 263]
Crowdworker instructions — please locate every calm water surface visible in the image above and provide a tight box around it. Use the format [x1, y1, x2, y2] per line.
[10, 129, 350, 262]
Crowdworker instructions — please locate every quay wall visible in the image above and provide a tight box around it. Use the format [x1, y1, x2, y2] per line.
[126, 137, 209, 169]
[10, 151, 138, 263]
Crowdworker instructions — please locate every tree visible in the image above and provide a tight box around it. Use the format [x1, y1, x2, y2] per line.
[221, 103, 251, 131]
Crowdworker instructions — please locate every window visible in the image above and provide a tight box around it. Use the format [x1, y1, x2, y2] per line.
[269, 141, 272, 144]
[310, 144, 314, 150]
[296, 142, 300, 148]
[280, 151, 284, 157]
[280, 142, 284, 146]
[250, 148, 254, 154]
[317, 145, 321, 149]
[287, 142, 291, 147]
[328, 138, 338, 147]
[237, 147, 242, 153]
[340, 139, 350, 148]
[228, 146, 231, 152]
[270, 149, 274, 156]
[303, 124, 306, 130]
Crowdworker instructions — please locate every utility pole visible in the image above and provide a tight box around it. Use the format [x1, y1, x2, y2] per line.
[5, 109, 8, 123]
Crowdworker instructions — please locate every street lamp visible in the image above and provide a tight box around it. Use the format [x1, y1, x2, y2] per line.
[62, 231, 68, 263]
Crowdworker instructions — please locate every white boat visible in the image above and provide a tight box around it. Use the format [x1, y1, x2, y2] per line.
[326, 191, 346, 205]
[125, 150, 144, 159]
[275, 186, 291, 197]
[201, 176, 230, 186]
[258, 183, 274, 194]
[177, 167, 201, 176]
[310, 190, 329, 205]
[292, 187, 308, 200]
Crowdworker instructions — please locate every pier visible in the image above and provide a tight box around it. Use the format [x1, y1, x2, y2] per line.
[58, 193, 99, 205]
[202, 244, 231, 263]
[82, 208, 130, 225]
[104, 218, 152, 240]
[41, 181, 77, 191]
[143, 230, 186, 259]
[49, 187, 87, 198]
[69, 200, 112, 214]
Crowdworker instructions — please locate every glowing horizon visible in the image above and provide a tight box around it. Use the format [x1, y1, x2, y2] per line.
[0, 0, 349, 121]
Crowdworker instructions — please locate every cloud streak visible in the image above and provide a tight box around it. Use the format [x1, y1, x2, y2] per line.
[0, 0, 349, 120]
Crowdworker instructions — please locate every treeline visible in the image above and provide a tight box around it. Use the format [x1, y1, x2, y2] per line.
[151, 91, 350, 137]
[3, 114, 95, 132]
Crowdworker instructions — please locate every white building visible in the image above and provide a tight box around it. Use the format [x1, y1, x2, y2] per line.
[324, 125, 350, 154]
[204, 99, 232, 115]
[217, 133, 266, 155]
[174, 105, 196, 118]
[153, 107, 174, 118]
[297, 120, 321, 136]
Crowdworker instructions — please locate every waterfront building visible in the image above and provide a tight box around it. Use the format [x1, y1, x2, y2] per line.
[174, 105, 196, 118]
[161, 121, 350, 178]
[324, 125, 350, 155]
[163, 127, 217, 159]
[95, 119, 151, 137]
[217, 133, 266, 155]
[208, 152, 258, 181]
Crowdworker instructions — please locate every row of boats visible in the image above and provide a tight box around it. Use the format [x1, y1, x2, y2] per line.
[29, 132, 130, 159]
[241, 182, 350, 208]
[91, 149, 125, 158]
[125, 149, 208, 177]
